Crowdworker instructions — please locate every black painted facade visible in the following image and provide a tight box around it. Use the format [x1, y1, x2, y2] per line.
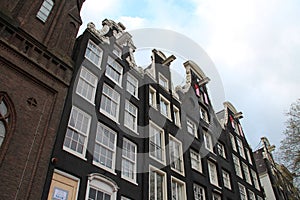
[43, 19, 265, 200]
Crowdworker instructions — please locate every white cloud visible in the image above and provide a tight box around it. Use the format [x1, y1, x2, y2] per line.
[117, 16, 147, 30]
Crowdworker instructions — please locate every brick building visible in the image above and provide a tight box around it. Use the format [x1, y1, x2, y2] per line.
[0, 0, 84, 199]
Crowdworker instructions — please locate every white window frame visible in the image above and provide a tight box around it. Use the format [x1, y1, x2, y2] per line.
[248, 190, 256, 200]
[171, 176, 187, 200]
[106, 57, 123, 86]
[236, 137, 246, 158]
[238, 183, 248, 200]
[159, 95, 171, 119]
[242, 162, 252, 185]
[251, 169, 260, 190]
[36, 0, 54, 22]
[85, 174, 118, 200]
[149, 166, 167, 200]
[190, 149, 202, 173]
[222, 170, 231, 190]
[245, 148, 253, 165]
[100, 83, 120, 122]
[113, 45, 122, 58]
[76, 66, 98, 104]
[85, 40, 103, 67]
[121, 138, 137, 184]
[149, 86, 157, 109]
[149, 121, 165, 164]
[208, 160, 219, 186]
[126, 73, 139, 98]
[200, 107, 209, 123]
[217, 142, 226, 158]
[187, 117, 197, 137]
[173, 106, 181, 127]
[233, 154, 243, 177]
[193, 183, 206, 200]
[92, 123, 117, 174]
[203, 131, 213, 152]
[169, 135, 184, 175]
[124, 100, 138, 133]
[158, 73, 168, 90]
[230, 133, 237, 151]
[63, 106, 91, 159]
[212, 193, 221, 200]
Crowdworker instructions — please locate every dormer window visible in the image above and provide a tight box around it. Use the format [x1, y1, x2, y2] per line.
[36, 0, 54, 23]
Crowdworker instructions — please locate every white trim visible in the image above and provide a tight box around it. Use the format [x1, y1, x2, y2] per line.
[159, 94, 171, 120]
[106, 56, 123, 86]
[158, 73, 169, 90]
[208, 160, 219, 187]
[169, 135, 185, 176]
[149, 86, 157, 109]
[171, 176, 187, 200]
[84, 40, 103, 68]
[149, 121, 166, 165]
[124, 100, 138, 134]
[186, 117, 197, 138]
[100, 83, 120, 123]
[126, 73, 139, 99]
[149, 165, 167, 200]
[63, 106, 91, 159]
[121, 138, 138, 184]
[76, 66, 97, 104]
[173, 106, 181, 127]
[190, 149, 202, 173]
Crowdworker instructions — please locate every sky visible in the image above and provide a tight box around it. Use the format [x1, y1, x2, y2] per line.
[79, 0, 300, 151]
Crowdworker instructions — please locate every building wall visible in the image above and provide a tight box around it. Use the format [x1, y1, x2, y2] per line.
[259, 173, 276, 200]
[0, 0, 84, 199]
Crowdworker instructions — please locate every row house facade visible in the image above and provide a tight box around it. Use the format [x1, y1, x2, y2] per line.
[254, 137, 300, 200]
[42, 19, 265, 200]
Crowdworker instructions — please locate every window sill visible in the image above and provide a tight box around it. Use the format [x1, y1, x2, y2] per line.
[63, 147, 87, 161]
[92, 161, 117, 175]
[121, 176, 138, 186]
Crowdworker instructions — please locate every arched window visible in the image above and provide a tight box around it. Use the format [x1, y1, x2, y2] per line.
[36, 0, 54, 23]
[0, 92, 15, 148]
[86, 174, 119, 200]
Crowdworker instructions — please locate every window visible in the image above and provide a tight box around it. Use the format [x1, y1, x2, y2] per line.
[203, 131, 213, 152]
[187, 117, 197, 137]
[100, 84, 120, 121]
[242, 163, 252, 184]
[236, 137, 245, 158]
[149, 122, 165, 163]
[76, 67, 98, 103]
[208, 161, 218, 186]
[159, 73, 168, 90]
[222, 170, 231, 189]
[149, 86, 157, 108]
[217, 142, 226, 158]
[106, 57, 123, 86]
[113, 46, 122, 57]
[245, 148, 253, 165]
[93, 123, 117, 172]
[86, 174, 118, 200]
[233, 154, 242, 177]
[122, 138, 137, 183]
[149, 166, 167, 200]
[126, 74, 138, 97]
[159, 95, 171, 119]
[124, 100, 138, 132]
[169, 135, 184, 174]
[171, 177, 186, 200]
[190, 150, 202, 172]
[0, 92, 14, 148]
[248, 190, 256, 200]
[230, 133, 237, 151]
[36, 0, 54, 22]
[238, 183, 248, 200]
[63, 106, 91, 157]
[193, 184, 206, 200]
[251, 169, 260, 189]
[212, 193, 221, 200]
[200, 107, 209, 123]
[85, 40, 103, 67]
[173, 106, 181, 127]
